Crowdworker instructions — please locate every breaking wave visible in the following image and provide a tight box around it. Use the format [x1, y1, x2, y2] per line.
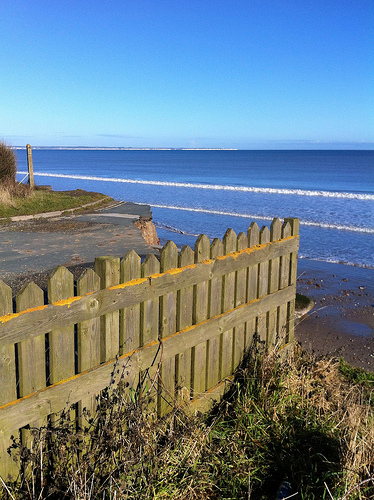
[18, 171, 374, 200]
[151, 204, 374, 234]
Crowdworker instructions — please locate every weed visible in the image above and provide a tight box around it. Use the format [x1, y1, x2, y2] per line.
[1, 347, 373, 499]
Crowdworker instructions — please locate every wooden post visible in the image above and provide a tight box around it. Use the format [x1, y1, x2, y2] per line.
[176, 245, 194, 403]
[207, 238, 223, 389]
[246, 222, 259, 348]
[26, 144, 34, 188]
[268, 218, 282, 345]
[192, 234, 210, 397]
[140, 253, 160, 406]
[258, 226, 270, 345]
[95, 256, 121, 363]
[234, 232, 248, 366]
[159, 241, 178, 415]
[0, 281, 18, 479]
[221, 228, 237, 378]
[284, 218, 300, 342]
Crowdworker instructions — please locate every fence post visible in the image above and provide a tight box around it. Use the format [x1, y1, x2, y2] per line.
[159, 241, 178, 415]
[176, 245, 194, 402]
[269, 218, 282, 345]
[26, 144, 35, 188]
[258, 226, 270, 345]
[207, 238, 223, 390]
[284, 218, 299, 341]
[234, 232, 248, 366]
[0, 281, 18, 480]
[95, 256, 121, 363]
[246, 222, 260, 348]
[192, 234, 210, 397]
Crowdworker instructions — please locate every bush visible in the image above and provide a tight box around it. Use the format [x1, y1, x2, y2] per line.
[0, 140, 17, 183]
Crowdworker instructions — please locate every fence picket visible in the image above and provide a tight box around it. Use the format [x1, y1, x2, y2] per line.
[258, 226, 270, 345]
[221, 228, 237, 378]
[95, 257, 120, 362]
[0, 281, 15, 406]
[119, 250, 142, 400]
[284, 218, 300, 341]
[269, 219, 282, 345]
[159, 241, 178, 415]
[279, 221, 291, 341]
[48, 267, 75, 384]
[207, 238, 223, 389]
[234, 232, 248, 366]
[76, 269, 101, 423]
[16, 283, 46, 449]
[0, 281, 17, 479]
[140, 254, 160, 404]
[176, 245, 194, 402]
[192, 234, 210, 397]
[120, 250, 141, 355]
[246, 222, 260, 348]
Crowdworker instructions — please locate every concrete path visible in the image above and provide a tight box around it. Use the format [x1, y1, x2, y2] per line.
[0, 202, 159, 281]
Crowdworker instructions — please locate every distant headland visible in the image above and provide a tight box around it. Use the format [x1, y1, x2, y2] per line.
[14, 146, 237, 151]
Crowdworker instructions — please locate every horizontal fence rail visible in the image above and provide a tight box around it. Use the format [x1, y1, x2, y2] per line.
[0, 217, 299, 479]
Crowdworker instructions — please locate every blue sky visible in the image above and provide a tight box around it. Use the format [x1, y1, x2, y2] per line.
[1, 0, 373, 149]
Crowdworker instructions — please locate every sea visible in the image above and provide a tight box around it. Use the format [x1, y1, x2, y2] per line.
[16, 149, 374, 269]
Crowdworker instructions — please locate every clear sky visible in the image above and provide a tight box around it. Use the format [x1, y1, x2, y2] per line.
[1, 0, 373, 149]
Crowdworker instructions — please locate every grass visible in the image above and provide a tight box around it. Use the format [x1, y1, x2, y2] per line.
[0, 186, 113, 219]
[1, 343, 373, 499]
[295, 293, 313, 310]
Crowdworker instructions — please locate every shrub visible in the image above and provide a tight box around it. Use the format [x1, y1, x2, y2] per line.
[0, 140, 17, 183]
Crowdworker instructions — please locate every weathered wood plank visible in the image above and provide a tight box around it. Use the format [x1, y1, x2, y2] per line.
[268, 219, 282, 345]
[221, 229, 236, 378]
[120, 250, 141, 355]
[0, 281, 18, 480]
[140, 254, 160, 404]
[246, 222, 259, 348]
[176, 245, 194, 402]
[16, 282, 46, 449]
[120, 250, 141, 397]
[0, 237, 299, 347]
[0, 281, 16, 405]
[234, 232, 248, 367]
[207, 238, 223, 390]
[278, 221, 291, 340]
[48, 267, 75, 384]
[77, 269, 101, 372]
[76, 269, 101, 422]
[95, 256, 120, 363]
[0, 285, 296, 436]
[258, 226, 270, 345]
[284, 218, 299, 342]
[192, 234, 210, 397]
[16, 282, 46, 396]
[159, 241, 178, 415]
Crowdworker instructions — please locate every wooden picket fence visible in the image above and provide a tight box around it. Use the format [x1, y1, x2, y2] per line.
[0, 217, 299, 479]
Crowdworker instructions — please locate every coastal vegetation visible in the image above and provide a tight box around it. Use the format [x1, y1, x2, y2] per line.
[1, 346, 373, 499]
[0, 188, 113, 219]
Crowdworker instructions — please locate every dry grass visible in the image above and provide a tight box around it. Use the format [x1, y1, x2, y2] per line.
[1, 343, 373, 499]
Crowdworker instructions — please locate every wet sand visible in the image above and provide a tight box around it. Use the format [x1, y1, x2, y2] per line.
[296, 259, 374, 372]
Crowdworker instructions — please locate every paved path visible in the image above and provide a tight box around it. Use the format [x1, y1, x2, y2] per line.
[0, 202, 159, 281]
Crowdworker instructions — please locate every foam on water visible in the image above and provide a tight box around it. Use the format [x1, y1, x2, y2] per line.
[18, 171, 374, 201]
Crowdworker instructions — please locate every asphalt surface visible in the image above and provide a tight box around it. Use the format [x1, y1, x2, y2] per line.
[0, 202, 159, 282]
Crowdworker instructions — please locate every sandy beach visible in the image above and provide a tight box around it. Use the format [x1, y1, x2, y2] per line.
[296, 259, 374, 372]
